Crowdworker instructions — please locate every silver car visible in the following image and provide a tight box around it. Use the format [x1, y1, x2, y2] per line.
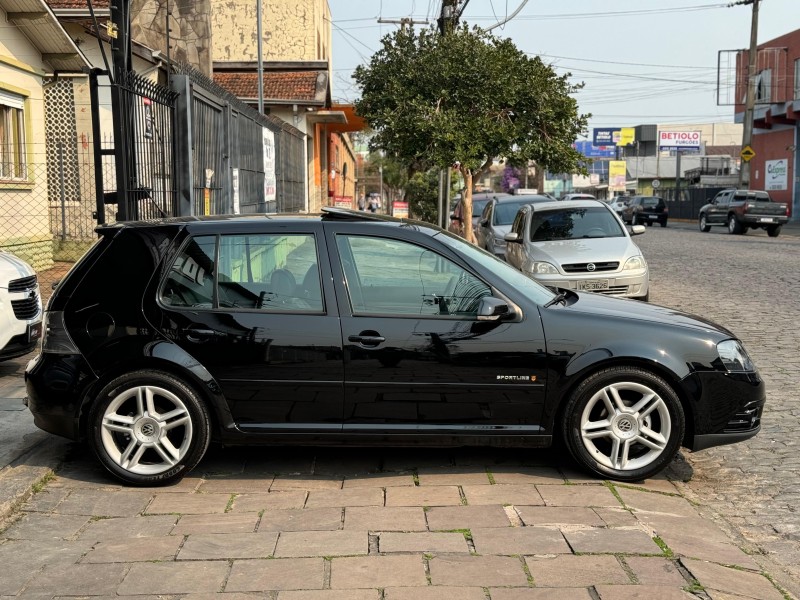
[504, 199, 650, 301]
[475, 194, 551, 258]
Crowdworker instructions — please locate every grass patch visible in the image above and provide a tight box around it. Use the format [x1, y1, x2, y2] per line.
[603, 481, 626, 507]
[31, 472, 55, 494]
[486, 469, 496, 485]
[652, 535, 674, 558]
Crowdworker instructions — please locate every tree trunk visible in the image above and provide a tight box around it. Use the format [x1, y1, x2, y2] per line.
[461, 169, 476, 244]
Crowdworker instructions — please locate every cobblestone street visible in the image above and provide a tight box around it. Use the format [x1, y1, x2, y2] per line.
[637, 222, 800, 589]
[0, 221, 798, 599]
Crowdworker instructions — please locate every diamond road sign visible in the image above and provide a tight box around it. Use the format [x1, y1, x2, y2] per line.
[741, 146, 756, 162]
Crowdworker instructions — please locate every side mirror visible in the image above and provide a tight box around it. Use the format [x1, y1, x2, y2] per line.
[477, 296, 513, 321]
[629, 225, 646, 236]
[504, 232, 521, 243]
[480, 219, 489, 227]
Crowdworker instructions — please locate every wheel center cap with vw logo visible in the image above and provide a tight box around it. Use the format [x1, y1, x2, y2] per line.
[612, 414, 638, 439]
[134, 417, 161, 443]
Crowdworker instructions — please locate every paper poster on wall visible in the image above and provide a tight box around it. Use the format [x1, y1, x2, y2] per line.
[232, 168, 240, 214]
[609, 161, 627, 192]
[765, 159, 788, 191]
[263, 129, 276, 203]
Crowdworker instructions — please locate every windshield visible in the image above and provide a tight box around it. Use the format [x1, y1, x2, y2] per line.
[435, 229, 555, 305]
[493, 200, 534, 226]
[529, 206, 625, 241]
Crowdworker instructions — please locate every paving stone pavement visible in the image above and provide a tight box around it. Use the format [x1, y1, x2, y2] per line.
[0, 221, 798, 599]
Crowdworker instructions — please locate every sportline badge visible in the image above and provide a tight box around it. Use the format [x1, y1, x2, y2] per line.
[496, 375, 538, 382]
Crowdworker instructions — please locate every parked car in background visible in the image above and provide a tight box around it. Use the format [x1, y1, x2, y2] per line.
[562, 193, 596, 201]
[621, 196, 668, 227]
[476, 194, 551, 258]
[505, 199, 650, 301]
[609, 196, 629, 215]
[448, 192, 510, 238]
[698, 189, 789, 237]
[0, 250, 42, 361]
[25, 208, 763, 485]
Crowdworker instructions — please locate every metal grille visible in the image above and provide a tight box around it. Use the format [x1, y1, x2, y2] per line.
[11, 296, 40, 320]
[562, 262, 619, 273]
[8, 275, 37, 293]
[44, 79, 81, 204]
[594, 286, 630, 296]
[192, 90, 225, 216]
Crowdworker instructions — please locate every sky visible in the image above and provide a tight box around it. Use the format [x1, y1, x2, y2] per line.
[328, 0, 798, 138]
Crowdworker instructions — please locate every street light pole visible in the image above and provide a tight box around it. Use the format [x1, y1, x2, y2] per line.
[256, 0, 264, 115]
[738, 0, 759, 189]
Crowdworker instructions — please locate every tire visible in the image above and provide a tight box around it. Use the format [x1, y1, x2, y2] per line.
[561, 366, 685, 482]
[88, 370, 211, 486]
[767, 224, 782, 238]
[660, 219, 667, 228]
[728, 214, 743, 235]
[699, 214, 711, 232]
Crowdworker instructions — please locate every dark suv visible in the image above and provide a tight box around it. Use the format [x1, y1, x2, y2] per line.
[621, 196, 668, 227]
[26, 209, 764, 485]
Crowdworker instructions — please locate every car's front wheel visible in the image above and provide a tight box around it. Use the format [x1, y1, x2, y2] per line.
[89, 370, 211, 486]
[699, 214, 711, 232]
[562, 367, 684, 482]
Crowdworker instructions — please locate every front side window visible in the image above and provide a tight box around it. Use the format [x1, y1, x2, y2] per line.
[336, 235, 490, 317]
[162, 233, 322, 312]
[529, 207, 625, 241]
[0, 92, 27, 180]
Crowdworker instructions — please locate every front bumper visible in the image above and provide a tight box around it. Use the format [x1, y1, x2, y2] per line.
[683, 370, 765, 451]
[530, 269, 649, 299]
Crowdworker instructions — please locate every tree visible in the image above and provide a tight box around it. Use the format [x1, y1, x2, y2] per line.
[353, 24, 588, 242]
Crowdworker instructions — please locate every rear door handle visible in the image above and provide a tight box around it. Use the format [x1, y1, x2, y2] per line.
[348, 334, 386, 347]
[182, 328, 218, 343]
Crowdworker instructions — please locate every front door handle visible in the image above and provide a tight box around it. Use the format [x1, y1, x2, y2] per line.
[348, 332, 386, 347]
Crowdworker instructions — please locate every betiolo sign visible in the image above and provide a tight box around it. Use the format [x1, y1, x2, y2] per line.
[658, 130, 701, 151]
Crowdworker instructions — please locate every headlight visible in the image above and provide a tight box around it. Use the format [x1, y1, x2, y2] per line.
[529, 261, 559, 275]
[717, 340, 756, 372]
[623, 256, 647, 271]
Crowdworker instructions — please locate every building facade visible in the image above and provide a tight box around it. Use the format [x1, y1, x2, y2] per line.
[735, 27, 800, 219]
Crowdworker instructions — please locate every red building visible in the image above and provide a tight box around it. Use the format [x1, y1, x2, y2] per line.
[735, 27, 800, 219]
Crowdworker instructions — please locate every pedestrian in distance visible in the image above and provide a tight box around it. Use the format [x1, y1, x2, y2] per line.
[368, 196, 378, 213]
[357, 194, 366, 211]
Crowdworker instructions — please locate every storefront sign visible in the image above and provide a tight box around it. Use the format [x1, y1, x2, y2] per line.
[658, 130, 701, 150]
[765, 159, 788, 190]
[609, 161, 627, 192]
[392, 201, 409, 218]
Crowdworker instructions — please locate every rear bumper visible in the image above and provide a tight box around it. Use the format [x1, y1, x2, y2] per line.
[740, 215, 788, 226]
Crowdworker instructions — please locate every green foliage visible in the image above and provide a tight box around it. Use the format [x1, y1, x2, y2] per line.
[353, 24, 589, 177]
[405, 169, 440, 224]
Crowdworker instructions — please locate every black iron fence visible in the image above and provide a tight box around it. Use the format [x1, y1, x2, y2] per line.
[660, 186, 726, 220]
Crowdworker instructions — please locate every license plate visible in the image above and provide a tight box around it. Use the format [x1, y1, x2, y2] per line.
[759, 217, 775, 223]
[578, 280, 609, 291]
[648, 214, 659, 220]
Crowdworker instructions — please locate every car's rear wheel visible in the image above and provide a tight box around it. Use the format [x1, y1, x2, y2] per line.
[728, 215, 743, 235]
[562, 367, 684, 482]
[89, 370, 211, 486]
[767, 224, 782, 237]
[699, 214, 711, 232]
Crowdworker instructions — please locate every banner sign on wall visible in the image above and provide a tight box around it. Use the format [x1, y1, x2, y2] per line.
[658, 130, 701, 151]
[574, 141, 616, 158]
[765, 159, 788, 191]
[263, 129, 276, 203]
[609, 161, 627, 192]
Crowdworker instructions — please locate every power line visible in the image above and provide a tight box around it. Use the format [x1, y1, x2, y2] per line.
[537, 53, 716, 71]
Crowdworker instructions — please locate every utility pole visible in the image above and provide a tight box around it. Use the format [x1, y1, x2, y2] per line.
[738, 0, 759, 189]
[257, 0, 264, 114]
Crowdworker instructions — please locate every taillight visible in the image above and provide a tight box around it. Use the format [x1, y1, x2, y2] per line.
[41, 311, 80, 354]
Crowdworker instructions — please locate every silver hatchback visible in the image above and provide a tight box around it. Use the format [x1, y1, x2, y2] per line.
[475, 194, 551, 258]
[504, 199, 650, 301]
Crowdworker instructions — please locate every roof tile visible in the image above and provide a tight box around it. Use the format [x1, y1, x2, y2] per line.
[214, 71, 323, 103]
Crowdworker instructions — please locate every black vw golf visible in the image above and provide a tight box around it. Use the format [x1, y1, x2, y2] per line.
[25, 209, 764, 486]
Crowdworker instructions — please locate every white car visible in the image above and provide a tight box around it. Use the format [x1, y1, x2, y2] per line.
[504, 199, 650, 301]
[609, 197, 629, 215]
[0, 250, 42, 361]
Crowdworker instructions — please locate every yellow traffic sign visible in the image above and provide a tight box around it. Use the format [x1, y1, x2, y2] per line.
[740, 145, 756, 162]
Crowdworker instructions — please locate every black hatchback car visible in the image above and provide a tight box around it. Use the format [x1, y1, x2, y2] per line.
[621, 196, 669, 227]
[25, 209, 764, 486]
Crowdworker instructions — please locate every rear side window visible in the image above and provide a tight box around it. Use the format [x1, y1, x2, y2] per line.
[162, 233, 323, 312]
